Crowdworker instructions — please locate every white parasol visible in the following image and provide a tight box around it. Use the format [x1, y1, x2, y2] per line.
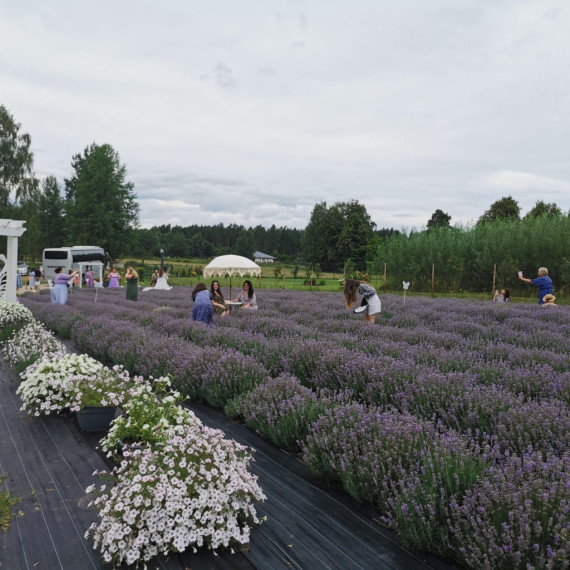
[202, 255, 261, 299]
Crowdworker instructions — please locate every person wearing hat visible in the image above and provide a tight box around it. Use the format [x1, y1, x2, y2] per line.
[542, 294, 556, 306]
[518, 267, 553, 305]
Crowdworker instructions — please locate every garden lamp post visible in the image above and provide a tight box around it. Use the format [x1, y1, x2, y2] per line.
[160, 249, 164, 271]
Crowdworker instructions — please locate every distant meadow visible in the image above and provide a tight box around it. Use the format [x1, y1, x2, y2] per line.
[20, 287, 570, 569]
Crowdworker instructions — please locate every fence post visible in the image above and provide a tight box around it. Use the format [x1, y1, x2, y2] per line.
[383, 263, 387, 294]
[491, 263, 496, 300]
[431, 263, 435, 294]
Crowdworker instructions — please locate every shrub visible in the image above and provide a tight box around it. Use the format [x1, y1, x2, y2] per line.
[227, 374, 322, 450]
[1, 321, 65, 372]
[0, 301, 34, 342]
[199, 352, 267, 408]
[86, 423, 266, 565]
[450, 452, 570, 569]
[100, 376, 201, 453]
[17, 354, 133, 415]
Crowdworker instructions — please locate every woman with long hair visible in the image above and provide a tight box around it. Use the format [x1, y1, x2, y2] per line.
[343, 279, 381, 324]
[125, 267, 139, 301]
[210, 280, 229, 317]
[192, 282, 214, 325]
[51, 266, 79, 305]
[107, 268, 121, 288]
[493, 287, 511, 303]
[233, 280, 258, 310]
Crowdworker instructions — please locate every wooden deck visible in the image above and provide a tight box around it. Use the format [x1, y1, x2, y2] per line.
[0, 359, 457, 569]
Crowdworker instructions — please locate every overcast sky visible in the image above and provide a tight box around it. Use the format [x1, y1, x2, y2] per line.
[2, 0, 570, 231]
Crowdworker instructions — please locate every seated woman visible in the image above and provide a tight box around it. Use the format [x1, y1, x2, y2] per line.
[232, 280, 258, 310]
[191, 283, 214, 326]
[210, 280, 229, 317]
[493, 287, 511, 302]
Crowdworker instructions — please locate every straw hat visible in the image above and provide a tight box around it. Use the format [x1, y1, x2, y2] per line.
[543, 294, 556, 303]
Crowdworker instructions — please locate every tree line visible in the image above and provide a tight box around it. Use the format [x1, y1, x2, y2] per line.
[2, 103, 569, 295]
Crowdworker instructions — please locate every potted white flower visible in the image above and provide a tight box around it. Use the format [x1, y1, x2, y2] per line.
[17, 354, 134, 431]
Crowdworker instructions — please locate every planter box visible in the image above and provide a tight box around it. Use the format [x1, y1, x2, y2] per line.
[76, 406, 117, 432]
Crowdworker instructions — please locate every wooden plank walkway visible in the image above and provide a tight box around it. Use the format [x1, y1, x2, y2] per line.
[0, 359, 458, 570]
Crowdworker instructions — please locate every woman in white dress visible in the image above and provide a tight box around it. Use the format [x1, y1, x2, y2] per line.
[142, 268, 172, 292]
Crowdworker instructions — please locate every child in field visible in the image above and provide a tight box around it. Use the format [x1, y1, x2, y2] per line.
[343, 279, 381, 324]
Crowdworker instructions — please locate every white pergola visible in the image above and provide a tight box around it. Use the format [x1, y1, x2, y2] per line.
[0, 219, 27, 303]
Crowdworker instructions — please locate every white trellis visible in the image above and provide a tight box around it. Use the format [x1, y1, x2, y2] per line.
[0, 219, 27, 303]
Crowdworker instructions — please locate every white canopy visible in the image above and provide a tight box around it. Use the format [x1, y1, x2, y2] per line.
[203, 255, 261, 278]
[202, 255, 261, 299]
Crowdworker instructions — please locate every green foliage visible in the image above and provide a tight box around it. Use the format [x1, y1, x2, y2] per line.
[234, 229, 256, 259]
[64, 143, 139, 259]
[187, 231, 215, 258]
[292, 262, 299, 279]
[426, 209, 451, 230]
[375, 216, 570, 296]
[0, 104, 37, 208]
[301, 200, 375, 271]
[478, 195, 521, 225]
[523, 200, 563, 219]
[0, 474, 21, 532]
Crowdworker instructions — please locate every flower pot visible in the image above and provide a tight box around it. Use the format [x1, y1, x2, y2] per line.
[76, 406, 117, 432]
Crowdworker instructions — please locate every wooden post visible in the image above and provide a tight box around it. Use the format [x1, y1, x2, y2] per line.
[491, 263, 496, 300]
[310, 266, 313, 292]
[383, 263, 387, 294]
[431, 263, 435, 294]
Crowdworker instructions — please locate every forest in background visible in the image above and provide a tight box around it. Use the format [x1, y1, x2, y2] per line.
[2, 103, 569, 297]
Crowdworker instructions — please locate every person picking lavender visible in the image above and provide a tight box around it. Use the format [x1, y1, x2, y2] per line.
[343, 279, 381, 324]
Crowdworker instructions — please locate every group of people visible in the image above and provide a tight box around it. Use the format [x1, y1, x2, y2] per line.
[17, 267, 43, 291]
[109, 266, 173, 301]
[191, 280, 258, 326]
[493, 267, 556, 306]
[48, 263, 559, 313]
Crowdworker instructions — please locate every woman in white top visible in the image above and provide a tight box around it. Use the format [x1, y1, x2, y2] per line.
[343, 279, 381, 324]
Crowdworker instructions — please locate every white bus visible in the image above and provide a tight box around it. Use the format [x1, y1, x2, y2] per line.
[42, 246, 107, 284]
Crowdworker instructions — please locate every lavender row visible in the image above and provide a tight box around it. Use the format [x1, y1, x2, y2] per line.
[20, 289, 570, 568]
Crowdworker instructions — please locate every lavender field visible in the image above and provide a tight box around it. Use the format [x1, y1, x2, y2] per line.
[21, 287, 570, 569]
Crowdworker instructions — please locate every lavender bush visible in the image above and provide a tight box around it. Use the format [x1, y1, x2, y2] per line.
[227, 373, 322, 450]
[18, 288, 570, 569]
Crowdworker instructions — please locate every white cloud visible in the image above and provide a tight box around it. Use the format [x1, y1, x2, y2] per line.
[1, 0, 569, 231]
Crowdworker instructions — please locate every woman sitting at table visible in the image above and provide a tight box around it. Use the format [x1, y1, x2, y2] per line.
[232, 280, 258, 310]
[210, 280, 229, 317]
[191, 283, 214, 326]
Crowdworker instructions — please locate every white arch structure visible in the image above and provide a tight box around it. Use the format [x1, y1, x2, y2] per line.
[0, 219, 27, 303]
